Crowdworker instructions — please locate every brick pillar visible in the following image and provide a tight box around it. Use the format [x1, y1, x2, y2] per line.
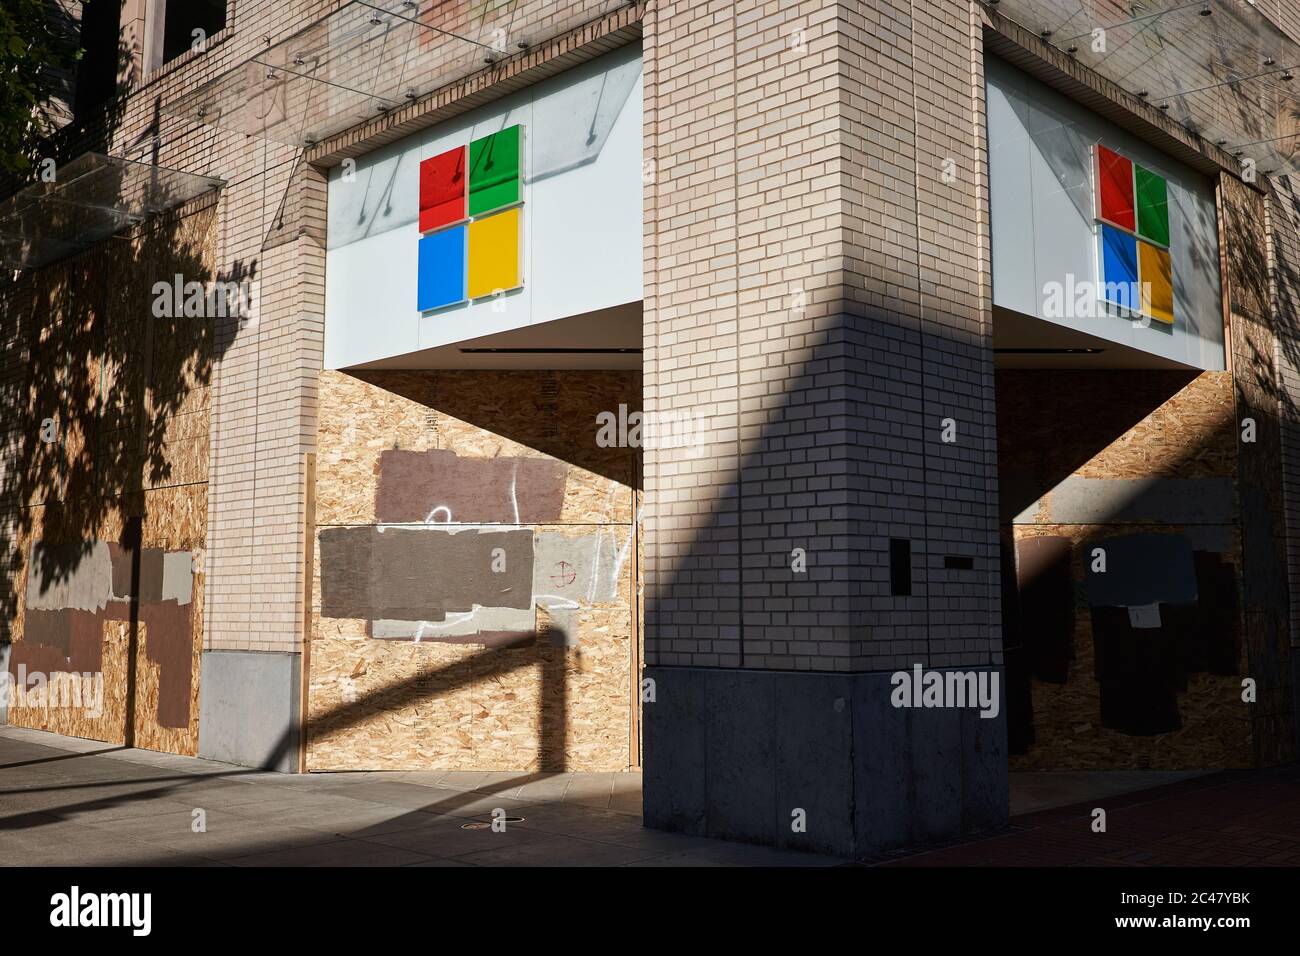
[1266, 176, 1300, 761]
[1224, 174, 1298, 766]
[198, 155, 325, 772]
[642, 0, 1005, 857]
[118, 0, 148, 89]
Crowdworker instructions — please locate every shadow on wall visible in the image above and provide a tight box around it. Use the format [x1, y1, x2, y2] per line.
[996, 369, 1260, 769]
[995, 370, 1198, 523]
[0, 30, 259, 744]
[1225, 178, 1292, 419]
[348, 369, 642, 489]
[309, 627, 572, 772]
[3, 296, 1007, 863]
[1267, 177, 1300, 429]
[307, 367, 642, 773]
[0, 196, 253, 744]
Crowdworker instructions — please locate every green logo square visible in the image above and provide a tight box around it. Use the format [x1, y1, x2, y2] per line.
[1134, 166, 1169, 248]
[468, 125, 522, 217]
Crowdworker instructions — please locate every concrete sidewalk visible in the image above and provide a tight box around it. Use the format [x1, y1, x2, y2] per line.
[0, 727, 843, 867]
[10, 725, 1288, 867]
[878, 763, 1300, 867]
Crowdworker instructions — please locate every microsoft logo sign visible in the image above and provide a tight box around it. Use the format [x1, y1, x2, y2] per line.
[1094, 144, 1173, 326]
[417, 124, 524, 311]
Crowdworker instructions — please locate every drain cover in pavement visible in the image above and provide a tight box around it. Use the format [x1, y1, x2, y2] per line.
[461, 816, 525, 830]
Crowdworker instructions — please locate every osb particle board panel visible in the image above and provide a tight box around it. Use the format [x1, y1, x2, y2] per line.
[6, 619, 131, 745]
[1010, 632, 1253, 772]
[308, 606, 632, 771]
[1, 203, 213, 757]
[5, 484, 207, 755]
[132, 574, 204, 756]
[1009, 523, 1251, 771]
[316, 370, 637, 527]
[309, 369, 640, 771]
[996, 370, 1236, 484]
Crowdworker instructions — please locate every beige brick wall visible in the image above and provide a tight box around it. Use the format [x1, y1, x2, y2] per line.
[18, 0, 1300, 684]
[23, 1, 634, 656]
[643, 0, 1001, 673]
[1258, 0, 1300, 46]
[15, 1, 331, 654]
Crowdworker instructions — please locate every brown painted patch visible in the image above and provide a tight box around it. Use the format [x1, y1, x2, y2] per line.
[17, 604, 123, 674]
[108, 542, 133, 599]
[138, 548, 164, 603]
[1203, 556, 1241, 677]
[8, 641, 70, 681]
[319, 528, 374, 618]
[140, 600, 193, 729]
[319, 526, 534, 619]
[69, 607, 116, 672]
[16, 536, 192, 729]
[1091, 606, 1182, 735]
[374, 449, 566, 524]
[22, 608, 72, 657]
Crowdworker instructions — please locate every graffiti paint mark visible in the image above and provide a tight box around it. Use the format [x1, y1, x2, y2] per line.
[551, 561, 577, 588]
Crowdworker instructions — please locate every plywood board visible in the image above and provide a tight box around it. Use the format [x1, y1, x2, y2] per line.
[308, 369, 640, 772]
[1009, 523, 1251, 771]
[308, 604, 631, 772]
[2, 205, 213, 758]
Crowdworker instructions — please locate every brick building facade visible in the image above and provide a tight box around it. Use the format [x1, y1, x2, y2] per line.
[2, 0, 1299, 858]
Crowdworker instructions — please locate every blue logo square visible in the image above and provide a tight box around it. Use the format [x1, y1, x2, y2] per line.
[418, 225, 467, 311]
[1099, 223, 1138, 313]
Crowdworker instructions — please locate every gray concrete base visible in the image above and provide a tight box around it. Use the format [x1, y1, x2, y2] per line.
[0, 643, 9, 725]
[1293, 654, 1300, 762]
[198, 650, 301, 773]
[643, 666, 1009, 858]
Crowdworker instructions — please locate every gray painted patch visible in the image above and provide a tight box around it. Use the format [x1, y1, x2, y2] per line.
[1013, 476, 1235, 526]
[532, 529, 625, 605]
[1183, 525, 1233, 553]
[1084, 533, 1198, 607]
[160, 551, 194, 606]
[371, 605, 534, 640]
[530, 529, 628, 648]
[1012, 498, 1044, 524]
[318, 526, 534, 620]
[25, 541, 113, 612]
[541, 606, 580, 647]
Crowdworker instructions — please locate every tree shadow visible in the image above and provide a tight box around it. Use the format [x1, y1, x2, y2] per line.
[0, 19, 250, 746]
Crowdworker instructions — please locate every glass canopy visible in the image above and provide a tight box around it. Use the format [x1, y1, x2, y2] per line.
[0, 152, 224, 272]
[164, 0, 630, 148]
[984, 0, 1300, 176]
